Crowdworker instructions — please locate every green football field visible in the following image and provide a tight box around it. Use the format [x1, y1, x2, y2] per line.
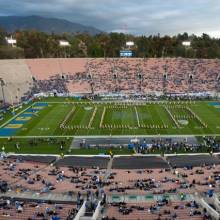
[2, 99, 220, 137]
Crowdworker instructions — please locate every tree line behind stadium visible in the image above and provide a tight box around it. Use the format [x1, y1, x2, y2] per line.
[1, 28, 220, 59]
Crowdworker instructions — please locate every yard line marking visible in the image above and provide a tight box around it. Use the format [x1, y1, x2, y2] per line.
[88, 107, 97, 128]
[60, 106, 75, 128]
[164, 106, 180, 128]
[186, 106, 207, 128]
[100, 107, 106, 128]
[134, 106, 140, 127]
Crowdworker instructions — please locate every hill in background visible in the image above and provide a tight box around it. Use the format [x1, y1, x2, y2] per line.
[0, 15, 102, 35]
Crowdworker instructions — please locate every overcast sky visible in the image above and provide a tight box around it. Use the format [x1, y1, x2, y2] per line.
[0, 0, 220, 37]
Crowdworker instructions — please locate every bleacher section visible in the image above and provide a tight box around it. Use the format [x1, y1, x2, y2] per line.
[1, 58, 220, 104]
[112, 156, 169, 169]
[0, 199, 77, 220]
[0, 155, 219, 219]
[167, 155, 220, 168]
[7, 155, 56, 164]
[56, 156, 109, 168]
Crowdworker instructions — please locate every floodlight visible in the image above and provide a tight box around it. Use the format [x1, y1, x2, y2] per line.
[5, 37, 17, 45]
[182, 41, 191, 46]
[126, 41, 134, 46]
[59, 40, 70, 46]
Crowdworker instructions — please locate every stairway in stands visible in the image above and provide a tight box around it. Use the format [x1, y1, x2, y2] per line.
[104, 157, 113, 181]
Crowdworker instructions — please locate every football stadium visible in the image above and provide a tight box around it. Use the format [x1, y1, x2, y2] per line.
[0, 1, 220, 220]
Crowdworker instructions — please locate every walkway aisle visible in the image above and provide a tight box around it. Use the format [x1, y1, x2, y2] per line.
[104, 157, 113, 182]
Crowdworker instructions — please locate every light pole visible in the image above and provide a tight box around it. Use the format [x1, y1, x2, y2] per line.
[182, 41, 191, 57]
[4, 85, 15, 112]
[0, 78, 6, 107]
[59, 40, 70, 58]
[16, 88, 20, 103]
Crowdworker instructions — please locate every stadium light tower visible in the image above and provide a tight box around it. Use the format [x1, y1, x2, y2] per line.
[59, 40, 70, 47]
[120, 41, 135, 58]
[59, 40, 70, 58]
[0, 78, 6, 107]
[182, 41, 191, 58]
[182, 41, 191, 47]
[16, 87, 20, 102]
[126, 41, 134, 49]
[5, 36, 17, 47]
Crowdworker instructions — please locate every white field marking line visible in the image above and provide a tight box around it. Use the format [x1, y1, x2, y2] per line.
[164, 106, 180, 128]
[134, 106, 140, 127]
[186, 106, 207, 128]
[5, 152, 219, 157]
[2, 133, 220, 139]
[37, 100, 198, 105]
[99, 106, 106, 128]
[157, 106, 167, 128]
[88, 107, 97, 128]
[0, 104, 34, 129]
[60, 106, 76, 128]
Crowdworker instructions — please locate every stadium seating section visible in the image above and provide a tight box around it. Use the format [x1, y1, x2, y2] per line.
[0, 155, 219, 219]
[1, 58, 220, 104]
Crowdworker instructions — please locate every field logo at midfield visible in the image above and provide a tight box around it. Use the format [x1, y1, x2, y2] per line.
[84, 107, 93, 111]
[178, 120, 189, 125]
[0, 102, 48, 136]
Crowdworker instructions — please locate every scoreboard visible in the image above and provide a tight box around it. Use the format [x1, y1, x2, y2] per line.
[120, 50, 133, 57]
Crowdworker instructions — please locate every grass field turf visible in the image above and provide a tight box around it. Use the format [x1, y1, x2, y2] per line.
[0, 136, 211, 155]
[0, 138, 134, 155]
[1, 99, 220, 136]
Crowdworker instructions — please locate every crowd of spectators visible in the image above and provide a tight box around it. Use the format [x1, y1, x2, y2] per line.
[176, 164, 220, 193]
[0, 157, 108, 194]
[1, 155, 219, 196]
[0, 198, 77, 220]
[103, 200, 211, 220]
[203, 136, 220, 152]
[105, 168, 192, 195]
[88, 58, 220, 95]
[26, 58, 220, 96]
[0, 154, 219, 219]
[135, 138, 216, 154]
